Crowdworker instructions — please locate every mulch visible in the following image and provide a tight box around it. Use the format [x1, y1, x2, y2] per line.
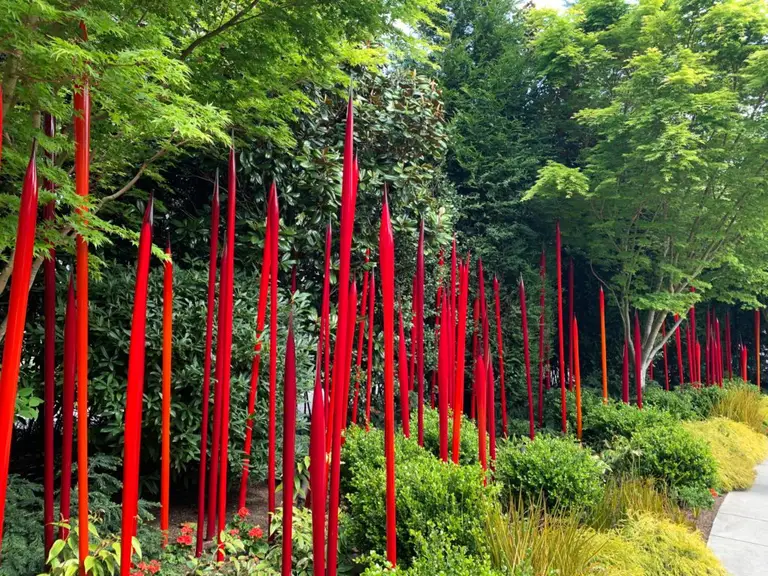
[691, 493, 726, 542]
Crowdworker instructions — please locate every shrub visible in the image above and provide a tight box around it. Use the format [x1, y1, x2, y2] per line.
[686, 385, 729, 419]
[494, 436, 606, 513]
[542, 388, 604, 434]
[507, 418, 537, 438]
[642, 384, 698, 419]
[710, 385, 766, 432]
[612, 424, 717, 500]
[671, 485, 716, 510]
[361, 532, 506, 576]
[341, 425, 427, 494]
[263, 507, 315, 575]
[612, 512, 729, 575]
[414, 406, 481, 465]
[580, 402, 675, 449]
[683, 418, 768, 491]
[484, 500, 601, 576]
[1, 457, 160, 576]
[344, 443, 495, 566]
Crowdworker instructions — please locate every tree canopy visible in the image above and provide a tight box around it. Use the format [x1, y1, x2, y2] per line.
[521, 0, 768, 382]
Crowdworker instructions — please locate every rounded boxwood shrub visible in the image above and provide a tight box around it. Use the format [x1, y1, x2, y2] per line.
[414, 406, 481, 465]
[341, 425, 427, 494]
[344, 441, 495, 566]
[621, 424, 718, 494]
[494, 436, 606, 512]
[580, 401, 675, 449]
[361, 532, 505, 576]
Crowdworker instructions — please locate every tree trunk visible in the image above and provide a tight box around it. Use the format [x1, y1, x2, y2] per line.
[623, 306, 685, 389]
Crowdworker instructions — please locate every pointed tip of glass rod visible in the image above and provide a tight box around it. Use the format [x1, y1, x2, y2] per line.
[145, 194, 154, 225]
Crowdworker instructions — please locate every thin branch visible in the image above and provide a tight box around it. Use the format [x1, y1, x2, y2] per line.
[179, 0, 262, 60]
[0, 144, 176, 342]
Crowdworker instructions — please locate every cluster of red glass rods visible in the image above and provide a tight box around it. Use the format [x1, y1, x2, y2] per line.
[0, 82, 764, 576]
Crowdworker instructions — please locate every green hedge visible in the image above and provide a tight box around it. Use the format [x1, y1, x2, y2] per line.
[580, 402, 676, 449]
[494, 435, 606, 512]
[413, 406, 481, 465]
[643, 384, 728, 420]
[343, 428, 495, 566]
[608, 424, 718, 507]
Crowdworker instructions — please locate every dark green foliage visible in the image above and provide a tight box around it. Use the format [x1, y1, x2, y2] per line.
[22, 268, 316, 487]
[580, 402, 676, 449]
[642, 385, 699, 420]
[415, 406, 481, 465]
[341, 425, 427, 494]
[687, 386, 730, 419]
[344, 432, 495, 566]
[541, 387, 675, 449]
[0, 456, 159, 576]
[613, 425, 718, 499]
[494, 436, 606, 513]
[507, 417, 537, 438]
[1, 476, 44, 576]
[642, 384, 728, 420]
[671, 485, 716, 511]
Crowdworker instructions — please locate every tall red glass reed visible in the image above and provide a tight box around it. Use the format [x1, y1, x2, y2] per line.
[0, 146, 40, 554]
[519, 278, 534, 440]
[327, 96, 358, 575]
[119, 199, 153, 575]
[398, 304, 411, 437]
[43, 115, 56, 560]
[197, 178, 219, 554]
[379, 193, 397, 566]
[239, 190, 272, 509]
[452, 260, 469, 463]
[555, 223, 566, 432]
[365, 270, 376, 430]
[60, 278, 76, 541]
[160, 242, 173, 546]
[267, 183, 279, 530]
[281, 324, 297, 576]
[310, 360, 326, 576]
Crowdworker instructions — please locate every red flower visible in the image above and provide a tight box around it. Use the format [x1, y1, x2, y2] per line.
[176, 534, 193, 546]
[248, 526, 264, 539]
[710, 488, 719, 498]
[229, 528, 240, 536]
[237, 507, 250, 519]
[148, 560, 161, 574]
[180, 523, 194, 535]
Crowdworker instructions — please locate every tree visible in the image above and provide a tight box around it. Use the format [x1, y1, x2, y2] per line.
[523, 0, 768, 386]
[0, 0, 443, 338]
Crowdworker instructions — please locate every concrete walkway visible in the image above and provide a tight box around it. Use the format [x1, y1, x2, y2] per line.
[708, 459, 768, 575]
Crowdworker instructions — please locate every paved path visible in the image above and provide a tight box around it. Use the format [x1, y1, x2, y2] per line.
[708, 459, 768, 575]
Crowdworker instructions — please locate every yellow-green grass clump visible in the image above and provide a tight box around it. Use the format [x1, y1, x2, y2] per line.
[711, 385, 766, 432]
[588, 476, 687, 531]
[602, 512, 729, 576]
[683, 417, 768, 491]
[485, 500, 728, 576]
